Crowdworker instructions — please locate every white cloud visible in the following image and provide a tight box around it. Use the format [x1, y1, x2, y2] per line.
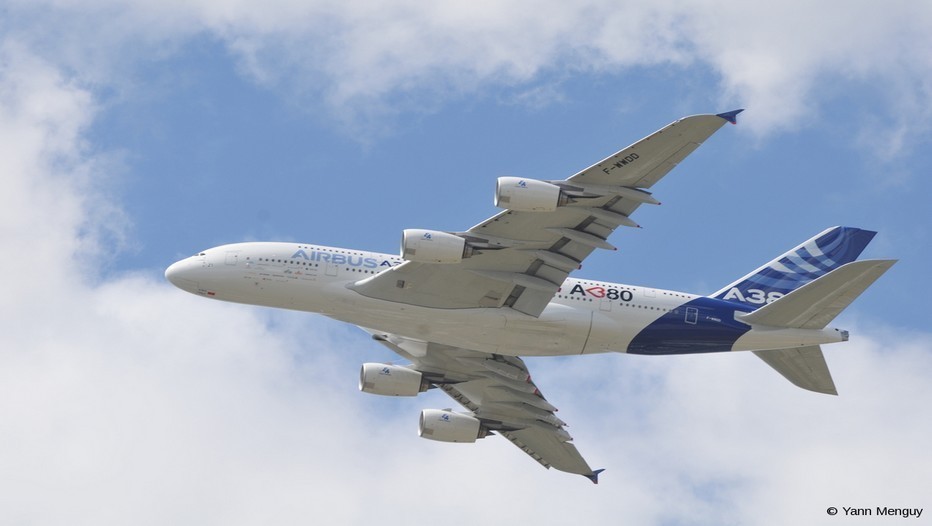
[6, 0, 932, 144]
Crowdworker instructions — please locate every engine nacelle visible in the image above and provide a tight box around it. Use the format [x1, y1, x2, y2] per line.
[401, 229, 472, 264]
[494, 177, 568, 212]
[418, 409, 488, 443]
[359, 363, 428, 396]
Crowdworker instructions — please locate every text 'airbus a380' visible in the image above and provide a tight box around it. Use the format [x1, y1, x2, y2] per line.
[166, 110, 895, 483]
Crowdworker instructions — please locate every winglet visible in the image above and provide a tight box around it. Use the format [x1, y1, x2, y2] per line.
[716, 108, 744, 125]
[583, 468, 605, 484]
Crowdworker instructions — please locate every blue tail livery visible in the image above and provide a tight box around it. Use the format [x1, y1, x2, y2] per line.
[712, 226, 876, 307]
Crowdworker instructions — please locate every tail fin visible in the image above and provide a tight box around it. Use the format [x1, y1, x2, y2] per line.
[718, 227, 895, 396]
[713, 226, 876, 308]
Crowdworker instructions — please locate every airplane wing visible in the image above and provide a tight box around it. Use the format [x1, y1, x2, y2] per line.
[364, 328, 604, 483]
[350, 110, 741, 316]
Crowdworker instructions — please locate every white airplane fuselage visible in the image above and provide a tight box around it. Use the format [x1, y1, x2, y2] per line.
[165, 242, 847, 357]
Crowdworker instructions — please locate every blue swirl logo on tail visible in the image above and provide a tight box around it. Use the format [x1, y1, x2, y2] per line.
[713, 226, 876, 306]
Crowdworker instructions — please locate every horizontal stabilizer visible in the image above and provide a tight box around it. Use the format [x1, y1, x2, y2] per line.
[753, 346, 837, 395]
[714, 226, 877, 308]
[738, 259, 896, 330]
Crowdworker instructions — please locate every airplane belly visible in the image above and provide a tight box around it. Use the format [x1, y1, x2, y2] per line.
[323, 296, 595, 356]
[328, 301, 509, 353]
[583, 311, 635, 354]
[498, 304, 592, 356]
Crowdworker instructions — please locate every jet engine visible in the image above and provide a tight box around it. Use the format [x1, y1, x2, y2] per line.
[494, 177, 569, 212]
[418, 409, 489, 443]
[359, 363, 429, 396]
[401, 229, 474, 264]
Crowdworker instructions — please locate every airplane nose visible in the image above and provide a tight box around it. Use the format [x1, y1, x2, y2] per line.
[165, 259, 198, 292]
[165, 260, 183, 287]
[165, 261, 181, 287]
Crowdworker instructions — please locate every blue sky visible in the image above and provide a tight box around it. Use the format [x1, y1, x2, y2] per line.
[2, 2, 931, 524]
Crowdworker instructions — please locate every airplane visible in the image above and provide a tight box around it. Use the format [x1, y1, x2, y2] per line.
[165, 110, 895, 483]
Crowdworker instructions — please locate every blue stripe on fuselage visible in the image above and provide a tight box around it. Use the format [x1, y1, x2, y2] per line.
[627, 297, 754, 355]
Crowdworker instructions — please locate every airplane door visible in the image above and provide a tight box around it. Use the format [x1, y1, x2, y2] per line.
[325, 262, 339, 277]
[225, 252, 239, 266]
[685, 307, 698, 324]
[600, 299, 612, 312]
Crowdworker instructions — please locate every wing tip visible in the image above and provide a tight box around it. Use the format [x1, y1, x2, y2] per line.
[583, 468, 606, 484]
[716, 108, 745, 125]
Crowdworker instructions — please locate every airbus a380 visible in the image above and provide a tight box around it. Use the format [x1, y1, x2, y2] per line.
[166, 110, 895, 483]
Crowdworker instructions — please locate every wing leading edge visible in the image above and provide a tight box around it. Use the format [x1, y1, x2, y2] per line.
[349, 111, 742, 317]
[365, 329, 604, 483]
